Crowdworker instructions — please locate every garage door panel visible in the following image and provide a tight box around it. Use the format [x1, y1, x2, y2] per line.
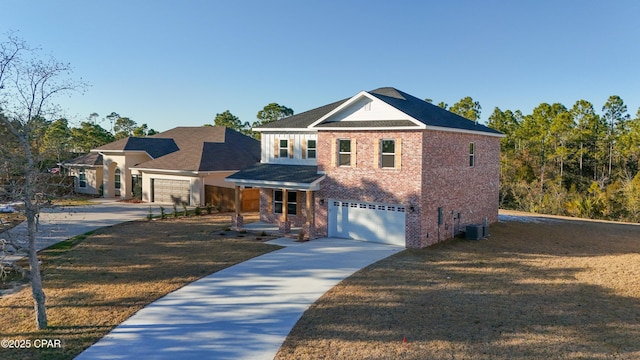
[153, 179, 190, 205]
[328, 200, 406, 247]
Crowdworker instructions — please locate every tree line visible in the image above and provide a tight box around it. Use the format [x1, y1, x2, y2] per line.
[482, 96, 640, 222]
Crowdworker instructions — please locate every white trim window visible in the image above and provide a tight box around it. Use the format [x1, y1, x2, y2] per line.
[78, 168, 87, 188]
[279, 139, 289, 158]
[381, 139, 395, 168]
[307, 139, 317, 159]
[115, 168, 122, 189]
[338, 139, 351, 166]
[469, 142, 475, 167]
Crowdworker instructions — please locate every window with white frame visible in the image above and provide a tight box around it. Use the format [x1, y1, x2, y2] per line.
[279, 139, 289, 158]
[381, 139, 395, 168]
[469, 142, 475, 167]
[115, 168, 121, 189]
[338, 139, 351, 166]
[274, 190, 297, 215]
[78, 168, 87, 188]
[307, 139, 316, 159]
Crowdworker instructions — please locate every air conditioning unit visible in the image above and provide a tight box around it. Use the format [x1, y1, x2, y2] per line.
[465, 224, 484, 240]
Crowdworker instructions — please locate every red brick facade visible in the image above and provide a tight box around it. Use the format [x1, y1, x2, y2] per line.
[256, 128, 500, 248]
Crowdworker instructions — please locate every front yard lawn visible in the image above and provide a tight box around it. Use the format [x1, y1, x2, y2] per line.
[276, 212, 640, 360]
[0, 213, 278, 360]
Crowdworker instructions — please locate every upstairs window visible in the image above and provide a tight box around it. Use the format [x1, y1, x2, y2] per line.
[274, 190, 297, 215]
[279, 139, 289, 158]
[338, 139, 351, 166]
[115, 168, 121, 189]
[469, 142, 475, 167]
[307, 139, 317, 159]
[381, 139, 395, 168]
[78, 168, 87, 188]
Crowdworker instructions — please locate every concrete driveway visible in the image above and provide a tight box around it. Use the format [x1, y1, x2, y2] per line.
[2, 199, 152, 261]
[76, 237, 402, 360]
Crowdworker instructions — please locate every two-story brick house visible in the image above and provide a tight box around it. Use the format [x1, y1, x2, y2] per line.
[226, 87, 503, 248]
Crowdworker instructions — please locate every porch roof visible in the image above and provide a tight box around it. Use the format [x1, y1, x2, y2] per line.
[225, 163, 325, 190]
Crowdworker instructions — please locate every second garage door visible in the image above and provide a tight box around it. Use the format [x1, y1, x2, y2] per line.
[328, 199, 406, 247]
[152, 179, 190, 205]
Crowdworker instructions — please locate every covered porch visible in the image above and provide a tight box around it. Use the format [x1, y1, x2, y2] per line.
[225, 164, 325, 239]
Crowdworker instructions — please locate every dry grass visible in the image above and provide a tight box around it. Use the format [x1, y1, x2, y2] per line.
[276, 213, 640, 360]
[0, 213, 278, 360]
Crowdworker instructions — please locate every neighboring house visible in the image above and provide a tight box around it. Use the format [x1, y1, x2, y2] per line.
[62, 126, 260, 206]
[63, 152, 104, 196]
[226, 87, 504, 248]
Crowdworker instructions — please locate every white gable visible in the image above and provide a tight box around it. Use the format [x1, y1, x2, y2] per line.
[309, 91, 424, 128]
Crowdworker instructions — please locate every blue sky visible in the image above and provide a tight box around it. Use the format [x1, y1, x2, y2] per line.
[3, 0, 639, 132]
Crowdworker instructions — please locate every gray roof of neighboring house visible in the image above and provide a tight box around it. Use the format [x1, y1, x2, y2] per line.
[93, 137, 179, 158]
[256, 87, 502, 135]
[64, 127, 260, 173]
[61, 152, 103, 167]
[226, 163, 324, 184]
[133, 127, 260, 172]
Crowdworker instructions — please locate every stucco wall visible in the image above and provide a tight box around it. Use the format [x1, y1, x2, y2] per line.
[69, 167, 102, 195]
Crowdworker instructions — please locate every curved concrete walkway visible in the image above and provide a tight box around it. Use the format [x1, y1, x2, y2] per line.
[76, 237, 402, 360]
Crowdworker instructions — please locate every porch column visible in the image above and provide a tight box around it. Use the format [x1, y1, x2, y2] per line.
[282, 189, 288, 223]
[232, 186, 243, 231]
[235, 185, 241, 215]
[305, 190, 313, 239]
[280, 188, 290, 234]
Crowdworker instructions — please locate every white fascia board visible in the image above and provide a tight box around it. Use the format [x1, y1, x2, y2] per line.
[254, 128, 316, 132]
[96, 150, 153, 158]
[225, 174, 326, 191]
[308, 91, 425, 129]
[134, 168, 237, 176]
[316, 125, 426, 131]
[308, 91, 372, 128]
[425, 125, 507, 138]
[131, 168, 199, 176]
[61, 163, 101, 168]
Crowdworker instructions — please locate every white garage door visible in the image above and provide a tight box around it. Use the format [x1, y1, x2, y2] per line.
[153, 179, 190, 205]
[328, 199, 406, 246]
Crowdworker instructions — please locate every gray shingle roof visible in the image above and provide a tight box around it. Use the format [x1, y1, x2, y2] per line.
[255, 99, 347, 129]
[368, 88, 502, 135]
[226, 163, 323, 184]
[134, 127, 260, 172]
[255, 87, 503, 136]
[61, 152, 103, 167]
[93, 137, 179, 158]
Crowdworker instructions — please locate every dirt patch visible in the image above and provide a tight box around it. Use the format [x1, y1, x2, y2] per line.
[276, 214, 640, 360]
[0, 213, 278, 360]
[0, 211, 25, 233]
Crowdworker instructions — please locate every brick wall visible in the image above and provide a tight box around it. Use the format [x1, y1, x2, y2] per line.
[316, 130, 424, 246]
[259, 188, 310, 227]
[419, 130, 501, 247]
[257, 128, 501, 249]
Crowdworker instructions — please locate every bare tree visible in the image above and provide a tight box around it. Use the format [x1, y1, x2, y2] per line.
[0, 33, 86, 329]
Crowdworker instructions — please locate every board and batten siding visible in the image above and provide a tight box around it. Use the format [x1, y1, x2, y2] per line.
[261, 132, 318, 165]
